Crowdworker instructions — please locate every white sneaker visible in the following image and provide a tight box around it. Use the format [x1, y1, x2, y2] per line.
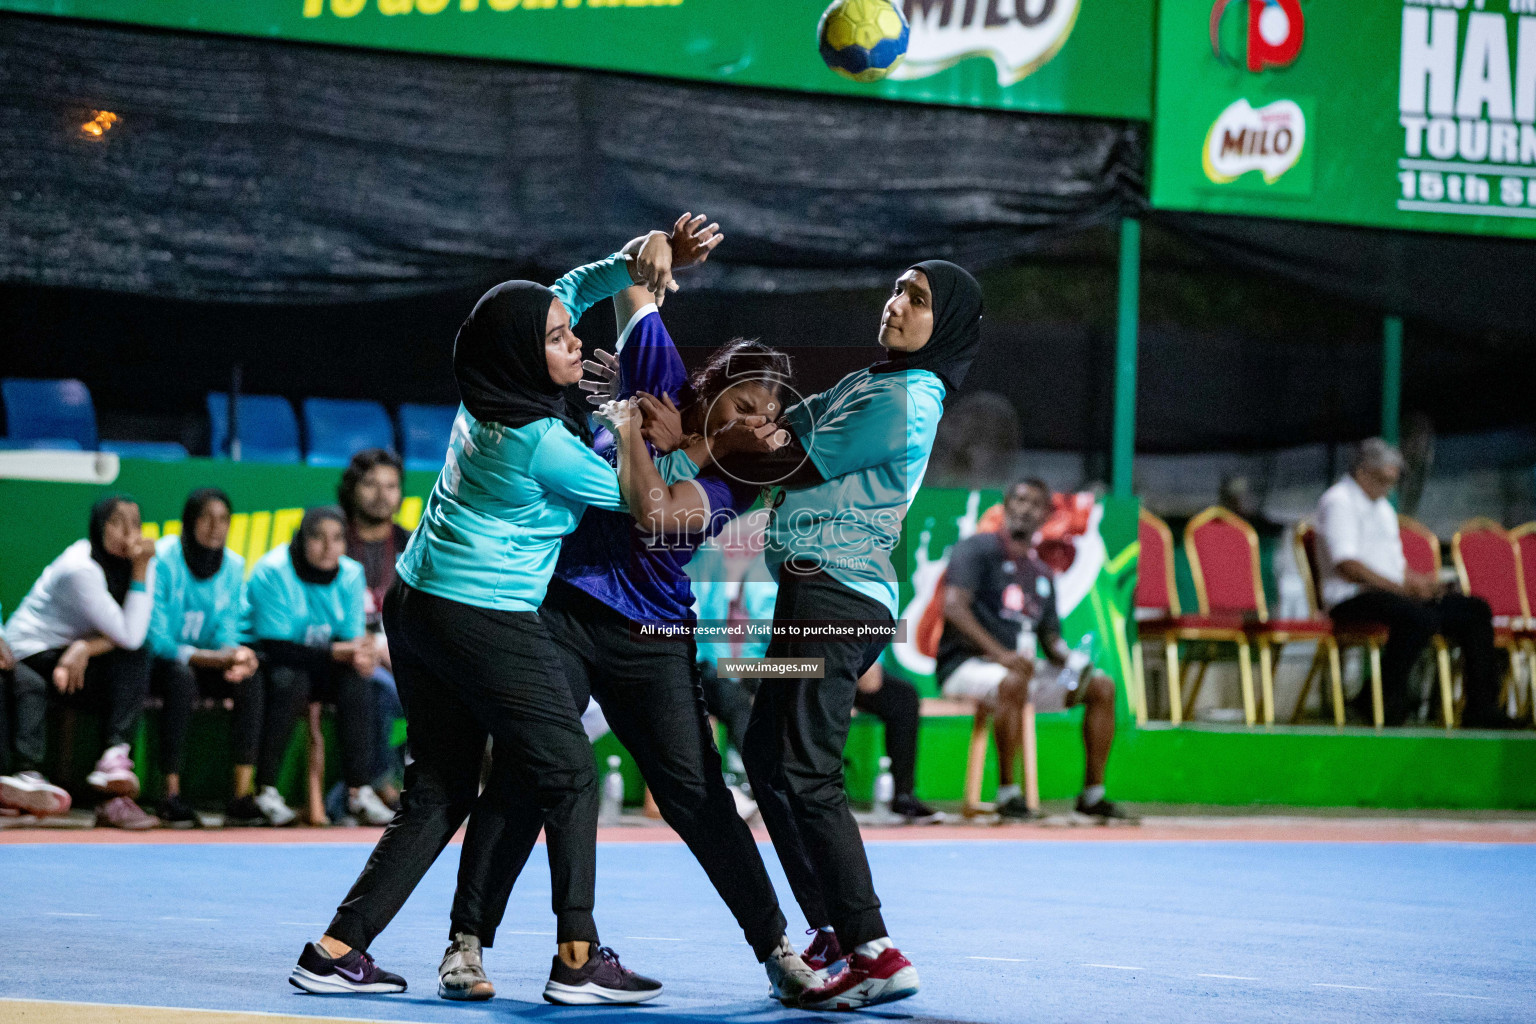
[0, 771, 72, 816]
[348, 785, 395, 826]
[765, 937, 818, 1006]
[254, 785, 297, 827]
[85, 743, 139, 798]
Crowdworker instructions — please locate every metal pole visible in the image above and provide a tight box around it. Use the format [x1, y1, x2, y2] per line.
[229, 363, 243, 462]
[1112, 218, 1141, 498]
[1381, 316, 1402, 446]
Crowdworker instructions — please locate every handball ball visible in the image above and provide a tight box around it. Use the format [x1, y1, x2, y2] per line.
[818, 0, 909, 83]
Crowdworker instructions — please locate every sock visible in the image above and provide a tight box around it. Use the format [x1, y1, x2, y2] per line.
[854, 937, 893, 959]
[1081, 784, 1106, 806]
[995, 783, 1021, 804]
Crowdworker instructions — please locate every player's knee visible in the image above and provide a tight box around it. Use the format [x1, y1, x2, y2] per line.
[784, 769, 845, 813]
[167, 667, 198, 703]
[740, 729, 775, 776]
[13, 665, 44, 697]
[998, 676, 1027, 705]
[1087, 673, 1115, 705]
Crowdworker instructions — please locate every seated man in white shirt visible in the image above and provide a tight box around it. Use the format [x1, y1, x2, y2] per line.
[1317, 438, 1508, 728]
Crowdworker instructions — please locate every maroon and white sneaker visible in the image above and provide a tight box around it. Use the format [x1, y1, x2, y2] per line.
[96, 795, 159, 830]
[86, 744, 140, 798]
[0, 771, 72, 817]
[797, 946, 919, 1011]
[801, 927, 846, 979]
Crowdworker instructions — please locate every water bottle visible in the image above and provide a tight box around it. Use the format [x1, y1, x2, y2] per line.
[1015, 626, 1037, 660]
[599, 755, 625, 825]
[873, 755, 895, 819]
[1059, 633, 1095, 693]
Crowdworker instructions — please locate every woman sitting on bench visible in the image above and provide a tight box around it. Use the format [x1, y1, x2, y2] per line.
[146, 488, 259, 828]
[239, 506, 386, 827]
[0, 495, 159, 829]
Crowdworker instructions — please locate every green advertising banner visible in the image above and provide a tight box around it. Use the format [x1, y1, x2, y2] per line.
[0, 0, 1151, 119]
[1151, 0, 1536, 238]
[887, 488, 1139, 720]
[0, 457, 438, 616]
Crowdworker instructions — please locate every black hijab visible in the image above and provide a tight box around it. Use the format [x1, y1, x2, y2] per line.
[289, 506, 346, 587]
[88, 494, 135, 606]
[871, 260, 984, 393]
[180, 487, 231, 581]
[453, 280, 590, 443]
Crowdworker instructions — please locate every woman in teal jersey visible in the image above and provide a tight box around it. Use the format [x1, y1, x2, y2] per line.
[727, 261, 983, 1010]
[291, 229, 696, 1006]
[241, 506, 382, 827]
[145, 488, 258, 827]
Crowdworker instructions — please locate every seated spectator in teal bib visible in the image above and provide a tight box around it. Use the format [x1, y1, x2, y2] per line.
[241, 507, 387, 828]
[145, 488, 258, 828]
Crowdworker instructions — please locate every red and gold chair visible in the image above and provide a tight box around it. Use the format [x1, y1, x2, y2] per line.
[1134, 508, 1248, 725]
[1291, 521, 1375, 727]
[1452, 519, 1533, 714]
[1511, 522, 1536, 723]
[1186, 507, 1340, 726]
[1398, 515, 1457, 727]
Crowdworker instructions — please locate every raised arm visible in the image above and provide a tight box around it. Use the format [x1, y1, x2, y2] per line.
[62, 536, 156, 651]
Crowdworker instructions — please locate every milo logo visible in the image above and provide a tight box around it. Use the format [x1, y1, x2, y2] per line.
[892, 0, 1081, 86]
[1203, 98, 1306, 185]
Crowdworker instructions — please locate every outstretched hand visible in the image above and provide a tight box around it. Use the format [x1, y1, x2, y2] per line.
[668, 213, 723, 272]
[580, 349, 621, 408]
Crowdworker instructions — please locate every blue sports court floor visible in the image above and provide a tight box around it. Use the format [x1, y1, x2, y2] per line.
[1, 831, 1532, 1023]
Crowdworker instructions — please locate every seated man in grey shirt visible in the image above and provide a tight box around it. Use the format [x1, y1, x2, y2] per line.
[936, 478, 1125, 820]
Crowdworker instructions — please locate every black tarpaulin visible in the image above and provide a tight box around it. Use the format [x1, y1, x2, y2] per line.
[0, 13, 1142, 303]
[1148, 209, 1536, 340]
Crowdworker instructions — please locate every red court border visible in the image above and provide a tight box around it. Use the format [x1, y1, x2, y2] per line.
[3, 821, 1533, 845]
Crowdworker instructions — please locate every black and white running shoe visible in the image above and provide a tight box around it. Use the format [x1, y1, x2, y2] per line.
[289, 942, 407, 994]
[1074, 795, 1137, 823]
[997, 795, 1042, 822]
[891, 794, 946, 825]
[543, 946, 661, 1005]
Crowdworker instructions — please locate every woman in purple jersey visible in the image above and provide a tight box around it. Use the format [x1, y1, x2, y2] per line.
[481, 220, 823, 1004]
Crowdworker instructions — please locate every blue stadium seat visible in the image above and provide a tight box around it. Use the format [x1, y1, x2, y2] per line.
[2, 378, 97, 449]
[303, 398, 395, 468]
[206, 393, 301, 463]
[0, 437, 84, 451]
[100, 440, 190, 461]
[397, 403, 456, 472]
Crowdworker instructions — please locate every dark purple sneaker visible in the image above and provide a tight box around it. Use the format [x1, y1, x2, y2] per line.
[543, 946, 662, 1005]
[289, 942, 407, 994]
